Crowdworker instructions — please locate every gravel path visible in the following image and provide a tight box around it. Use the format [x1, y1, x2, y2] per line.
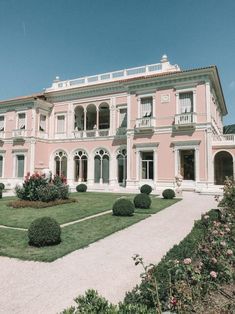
[0, 192, 217, 314]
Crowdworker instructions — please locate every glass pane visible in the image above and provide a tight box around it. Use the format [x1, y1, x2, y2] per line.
[142, 161, 147, 179]
[74, 158, 80, 181]
[61, 157, 67, 177]
[0, 156, 2, 177]
[102, 156, 109, 183]
[17, 155, 24, 178]
[94, 156, 101, 183]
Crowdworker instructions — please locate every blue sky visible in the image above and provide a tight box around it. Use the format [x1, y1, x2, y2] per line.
[0, 0, 234, 124]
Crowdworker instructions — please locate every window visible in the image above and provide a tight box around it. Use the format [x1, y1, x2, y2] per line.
[179, 92, 193, 113]
[140, 97, 152, 117]
[16, 155, 25, 178]
[18, 113, 26, 129]
[0, 156, 3, 177]
[94, 149, 109, 183]
[54, 151, 67, 177]
[57, 115, 65, 133]
[0, 116, 4, 131]
[74, 150, 88, 182]
[119, 108, 127, 128]
[117, 148, 127, 186]
[39, 114, 46, 132]
[141, 152, 154, 179]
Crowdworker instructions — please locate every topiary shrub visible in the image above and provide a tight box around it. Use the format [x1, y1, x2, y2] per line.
[162, 188, 175, 199]
[28, 217, 61, 247]
[112, 198, 135, 216]
[134, 193, 151, 209]
[0, 183, 5, 190]
[140, 184, 152, 195]
[0, 190, 2, 199]
[76, 183, 87, 192]
[36, 184, 59, 202]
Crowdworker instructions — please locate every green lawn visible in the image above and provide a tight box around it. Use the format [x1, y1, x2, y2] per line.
[0, 192, 133, 228]
[0, 193, 179, 262]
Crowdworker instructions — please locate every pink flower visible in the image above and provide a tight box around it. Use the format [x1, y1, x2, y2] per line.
[211, 257, 217, 264]
[226, 249, 233, 256]
[225, 227, 230, 233]
[204, 215, 209, 220]
[210, 271, 217, 279]
[212, 230, 218, 235]
[220, 241, 227, 247]
[219, 231, 225, 236]
[183, 258, 192, 265]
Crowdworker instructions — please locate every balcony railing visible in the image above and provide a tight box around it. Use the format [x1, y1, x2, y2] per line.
[212, 134, 235, 145]
[73, 129, 110, 138]
[0, 131, 5, 139]
[136, 117, 155, 129]
[174, 112, 196, 128]
[12, 129, 27, 138]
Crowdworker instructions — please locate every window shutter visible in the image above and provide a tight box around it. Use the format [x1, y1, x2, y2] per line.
[39, 115, 46, 131]
[140, 98, 152, 117]
[18, 113, 26, 129]
[0, 116, 4, 131]
[57, 116, 65, 133]
[179, 92, 193, 113]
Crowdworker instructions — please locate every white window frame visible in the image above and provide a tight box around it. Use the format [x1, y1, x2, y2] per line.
[0, 152, 5, 178]
[137, 94, 155, 118]
[175, 87, 196, 114]
[0, 115, 5, 132]
[117, 105, 127, 128]
[17, 111, 27, 130]
[55, 113, 66, 134]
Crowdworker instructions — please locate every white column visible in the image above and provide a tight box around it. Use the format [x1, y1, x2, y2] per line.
[30, 139, 36, 174]
[126, 133, 132, 184]
[205, 81, 211, 122]
[207, 129, 214, 185]
[67, 103, 73, 137]
[127, 94, 131, 129]
[109, 154, 117, 187]
[84, 109, 87, 131]
[87, 155, 94, 186]
[66, 155, 74, 185]
[154, 148, 158, 184]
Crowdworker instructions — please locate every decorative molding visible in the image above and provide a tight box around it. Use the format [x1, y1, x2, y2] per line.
[133, 142, 159, 149]
[161, 94, 170, 103]
[171, 140, 201, 147]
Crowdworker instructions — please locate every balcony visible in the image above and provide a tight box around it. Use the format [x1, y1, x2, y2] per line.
[12, 129, 27, 138]
[73, 129, 110, 139]
[212, 134, 235, 147]
[174, 112, 196, 130]
[135, 117, 155, 132]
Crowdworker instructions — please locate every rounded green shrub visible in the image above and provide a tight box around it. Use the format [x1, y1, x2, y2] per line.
[76, 183, 87, 192]
[112, 198, 135, 216]
[28, 217, 61, 247]
[134, 193, 151, 209]
[0, 183, 5, 190]
[162, 188, 175, 199]
[140, 184, 152, 195]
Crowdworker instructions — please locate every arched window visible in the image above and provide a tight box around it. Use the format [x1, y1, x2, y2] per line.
[74, 150, 88, 182]
[214, 151, 233, 185]
[117, 148, 127, 186]
[54, 151, 67, 177]
[74, 106, 85, 131]
[94, 149, 109, 183]
[99, 103, 110, 130]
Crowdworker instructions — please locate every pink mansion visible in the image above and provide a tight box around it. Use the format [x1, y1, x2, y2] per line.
[0, 55, 234, 193]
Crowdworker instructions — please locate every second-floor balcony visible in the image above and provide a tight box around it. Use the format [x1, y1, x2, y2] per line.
[72, 129, 111, 139]
[12, 129, 28, 138]
[212, 134, 235, 146]
[174, 112, 196, 130]
[135, 117, 155, 132]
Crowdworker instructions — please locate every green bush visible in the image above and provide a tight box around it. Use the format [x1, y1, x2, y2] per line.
[76, 183, 87, 192]
[15, 172, 47, 201]
[162, 188, 175, 199]
[133, 193, 151, 209]
[112, 198, 134, 216]
[140, 184, 152, 195]
[28, 217, 61, 247]
[0, 190, 2, 199]
[57, 185, 70, 199]
[0, 183, 5, 190]
[36, 185, 59, 202]
[53, 174, 67, 186]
